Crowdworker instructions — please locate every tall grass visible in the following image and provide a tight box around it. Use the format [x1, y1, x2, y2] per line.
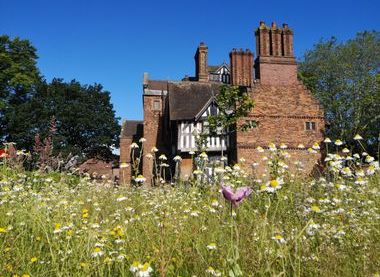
[0, 141, 379, 276]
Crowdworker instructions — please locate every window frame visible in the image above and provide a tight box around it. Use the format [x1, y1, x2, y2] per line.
[305, 121, 316, 131]
[152, 99, 161, 111]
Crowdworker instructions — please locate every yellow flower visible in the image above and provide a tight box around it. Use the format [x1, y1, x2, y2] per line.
[80, 262, 88, 268]
[22, 275, 30, 277]
[82, 209, 89, 219]
[311, 205, 321, 213]
[104, 257, 113, 264]
[6, 264, 13, 272]
[30, 257, 38, 263]
[0, 227, 6, 233]
[270, 179, 279, 188]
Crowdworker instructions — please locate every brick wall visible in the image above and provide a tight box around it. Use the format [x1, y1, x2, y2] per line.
[256, 57, 298, 85]
[119, 136, 132, 185]
[143, 95, 162, 185]
[236, 84, 325, 174]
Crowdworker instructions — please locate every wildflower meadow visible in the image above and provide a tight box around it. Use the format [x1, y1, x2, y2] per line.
[0, 137, 379, 277]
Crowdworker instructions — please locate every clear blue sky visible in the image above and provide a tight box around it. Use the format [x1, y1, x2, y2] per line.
[1, 0, 379, 122]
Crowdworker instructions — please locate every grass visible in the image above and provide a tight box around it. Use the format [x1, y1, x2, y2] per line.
[0, 146, 380, 276]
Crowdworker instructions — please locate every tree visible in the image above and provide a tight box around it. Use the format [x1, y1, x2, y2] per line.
[0, 35, 41, 140]
[207, 85, 254, 156]
[299, 31, 380, 155]
[6, 79, 120, 160]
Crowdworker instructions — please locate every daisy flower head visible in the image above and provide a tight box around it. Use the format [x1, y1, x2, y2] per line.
[158, 154, 167, 160]
[91, 247, 104, 257]
[120, 162, 129, 168]
[130, 142, 139, 149]
[135, 175, 146, 183]
[268, 143, 277, 151]
[272, 234, 286, 244]
[334, 139, 343, 146]
[206, 243, 217, 250]
[173, 155, 182, 162]
[256, 146, 264, 153]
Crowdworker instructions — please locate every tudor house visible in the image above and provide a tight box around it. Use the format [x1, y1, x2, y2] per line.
[120, 21, 325, 185]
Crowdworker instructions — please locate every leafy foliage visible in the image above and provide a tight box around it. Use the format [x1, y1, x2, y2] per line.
[6, 79, 120, 159]
[207, 85, 254, 134]
[0, 35, 41, 139]
[299, 31, 380, 155]
[0, 36, 120, 160]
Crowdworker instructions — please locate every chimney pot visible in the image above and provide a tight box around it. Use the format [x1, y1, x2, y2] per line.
[282, 23, 289, 29]
[271, 22, 277, 28]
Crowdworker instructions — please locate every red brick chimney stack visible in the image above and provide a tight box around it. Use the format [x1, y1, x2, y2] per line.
[271, 22, 282, 56]
[282, 23, 294, 57]
[256, 21, 270, 56]
[194, 42, 209, 82]
[230, 48, 254, 87]
[254, 21, 297, 85]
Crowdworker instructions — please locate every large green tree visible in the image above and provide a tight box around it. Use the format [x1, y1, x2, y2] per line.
[299, 31, 380, 155]
[7, 79, 120, 159]
[1, 36, 120, 160]
[0, 35, 41, 139]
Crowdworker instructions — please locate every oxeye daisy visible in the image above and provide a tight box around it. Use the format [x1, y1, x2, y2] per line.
[256, 146, 264, 152]
[272, 234, 286, 244]
[91, 247, 104, 257]
[173, 155, 182, 162]
[206, 243, 217, 250]
[334, 139, 343, 146]
[135, 175, 146, 183]
[130, 142, 139, 149]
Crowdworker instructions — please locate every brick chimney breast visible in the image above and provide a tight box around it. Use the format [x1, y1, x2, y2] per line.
[254, 21, 297, 86]
[230, 48, 254, 87]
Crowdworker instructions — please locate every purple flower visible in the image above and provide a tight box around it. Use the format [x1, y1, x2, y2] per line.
[221, 185, 252, 206]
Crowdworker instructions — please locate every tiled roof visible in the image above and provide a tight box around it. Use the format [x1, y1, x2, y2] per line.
[146, 80, 168, 91]
[168, 81, 222, 121]
[121, 120, 143, 138]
